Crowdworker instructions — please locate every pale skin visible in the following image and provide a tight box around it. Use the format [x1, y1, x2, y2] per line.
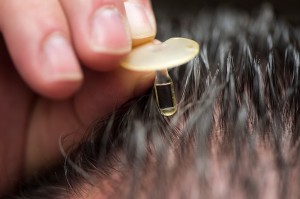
[0, 0, 156, 195]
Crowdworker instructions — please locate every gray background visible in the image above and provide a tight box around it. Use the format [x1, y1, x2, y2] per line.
[152, 0, 300, 24]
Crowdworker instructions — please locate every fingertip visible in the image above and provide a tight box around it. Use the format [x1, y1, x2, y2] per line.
[17, 32, 84, 100]
[0, 0, 85, 100]
[60, 0, 132, 72]
[33, 33, 84, 99]
[124, 0, 157, 41]
[89, 6, 132, 54]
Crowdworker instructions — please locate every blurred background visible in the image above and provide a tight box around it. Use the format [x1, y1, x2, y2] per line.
[152, 0, 300, 24]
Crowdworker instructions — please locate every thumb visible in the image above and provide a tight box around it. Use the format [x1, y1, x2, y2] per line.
[124, 0, 157, 46]
[25, 67, 154, 175]
[73, 67, 155, 125]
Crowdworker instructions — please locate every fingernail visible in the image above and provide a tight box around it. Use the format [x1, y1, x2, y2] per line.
[91, 7, 131, 54]
[124, 1, 156, 39]
[43, 33, 82, 81]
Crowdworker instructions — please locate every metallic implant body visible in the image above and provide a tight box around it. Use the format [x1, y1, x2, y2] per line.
[154, 70, 177, 116]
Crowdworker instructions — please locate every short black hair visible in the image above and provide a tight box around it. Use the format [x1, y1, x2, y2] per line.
[5, 4, 300, 199]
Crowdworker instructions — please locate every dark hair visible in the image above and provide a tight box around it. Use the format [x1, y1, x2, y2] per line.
[5, 5, 300, 199]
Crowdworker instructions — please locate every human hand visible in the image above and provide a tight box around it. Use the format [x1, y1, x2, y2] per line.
[0, 0, 156, 195]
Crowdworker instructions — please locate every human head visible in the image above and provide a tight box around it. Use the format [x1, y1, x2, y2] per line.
[6, 5, 300, 199]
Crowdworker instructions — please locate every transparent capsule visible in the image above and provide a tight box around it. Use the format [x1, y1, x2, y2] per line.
[154, 70, 177, 116]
